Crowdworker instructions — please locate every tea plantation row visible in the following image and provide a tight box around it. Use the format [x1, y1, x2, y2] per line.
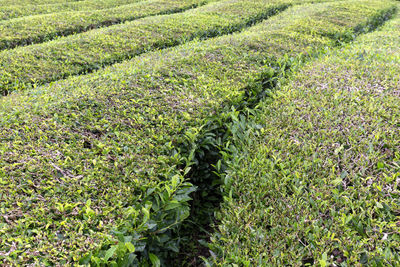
[0, 0, 142, 21]
[0, 0, 212, 50]
[210, 8, 400, 266]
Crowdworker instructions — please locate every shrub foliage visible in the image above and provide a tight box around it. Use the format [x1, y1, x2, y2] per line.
[210, 6, 400, 267]
[0, 0, 398, 265]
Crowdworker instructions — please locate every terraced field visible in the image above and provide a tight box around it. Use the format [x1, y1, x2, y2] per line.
[0, 0, 399, 266]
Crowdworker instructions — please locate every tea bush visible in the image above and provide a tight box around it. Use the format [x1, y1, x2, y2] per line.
[210, 6, 400, 266]
[0, 0, 142, 21]
[0, 0, 396, 265]
[0, 0, 292, 94]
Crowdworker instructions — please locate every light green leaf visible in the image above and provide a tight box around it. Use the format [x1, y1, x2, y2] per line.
[125, 242, 135, 253]
[149, 253, 160, 267]
[104, 246, 117, 261]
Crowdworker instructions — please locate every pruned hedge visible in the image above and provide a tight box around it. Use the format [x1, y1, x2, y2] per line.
[0, 0, 142, 21]
[0, 0, 213, 50]
[209, 7, 400, 267]
[0, 0, 85, 5]
[0, 0, 291, 94]
[0, 0, 395, 265]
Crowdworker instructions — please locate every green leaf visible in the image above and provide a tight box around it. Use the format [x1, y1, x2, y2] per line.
[331, 178, 342, 186]
[104, 246, 117, 261]
[171, 174, 180, 188]
[164, 201, 181, 211]
[377, 162, 384, 169]
[125, 242, 135, 253]
[78, 253, 92, 264]
[319, 252, 328, 267]
[360, 252, 368, 265]
[142, 207, 150, 223]
[149, 253, 161, 267]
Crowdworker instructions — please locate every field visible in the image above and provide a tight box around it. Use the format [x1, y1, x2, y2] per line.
[0, 0, 399, 266]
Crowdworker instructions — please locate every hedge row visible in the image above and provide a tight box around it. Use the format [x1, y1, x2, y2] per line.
[0, 0, 84, 5]
[0, 1, 394, 265]
[209, 6, 400, 267]
[0, 0, 292, 94]
[0, 0, 213, 50]
[0, 0, 143, 21]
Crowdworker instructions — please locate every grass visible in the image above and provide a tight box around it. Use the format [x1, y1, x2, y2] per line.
[0, 0, 213, 50]
[0, 0, 143, 21]
[0, 0, 395, 265]
[209, 7, 400, 267]
[0, 0, 292, 94]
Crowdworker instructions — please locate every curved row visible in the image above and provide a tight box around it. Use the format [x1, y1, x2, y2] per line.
[0, 0, 84, 5]
[0, 0, 214, 51]
[0, 0, 290, 94]
[0, 0, 143, 21]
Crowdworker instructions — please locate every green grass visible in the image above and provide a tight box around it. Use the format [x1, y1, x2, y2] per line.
[0, 0, 143, 21]
[0, 0, 213, 50]
[0, 0, 394, 265]
[209, 7, 400, 267]
[0, 0, 292, 94]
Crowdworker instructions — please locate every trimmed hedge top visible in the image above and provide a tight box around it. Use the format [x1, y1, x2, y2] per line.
[210, 7, 400, 267]
[0, 0, 291, 94]
[0, 0, 213, 50]
[0, 0, 87, 5]
[0, 0, 143, 21]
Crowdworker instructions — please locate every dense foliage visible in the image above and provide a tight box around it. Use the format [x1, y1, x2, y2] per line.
[210, 8, 400, 267]
[0, 0, 398, 265]
[0, 0, 142, 21]
[0, 0, 299, 94]
[0, 0, 212, 50]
